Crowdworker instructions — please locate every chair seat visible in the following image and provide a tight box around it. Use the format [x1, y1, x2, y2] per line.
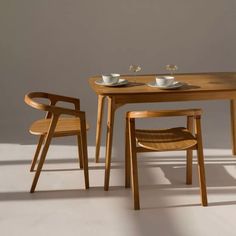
[135, 127, 197, 151]
[30, 117, 89, 136]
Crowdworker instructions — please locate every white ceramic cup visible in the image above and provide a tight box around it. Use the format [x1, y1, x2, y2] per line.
[102, 74, 120, 84]
[156, 76, 175, 87]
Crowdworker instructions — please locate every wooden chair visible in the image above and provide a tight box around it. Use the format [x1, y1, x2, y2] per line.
[125, 108, 208, 210]
[24, 92, 89, 193]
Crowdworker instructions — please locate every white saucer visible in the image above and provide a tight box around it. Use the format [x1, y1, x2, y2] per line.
[146, 81, 183, 89]
[95, 78, 128, 87]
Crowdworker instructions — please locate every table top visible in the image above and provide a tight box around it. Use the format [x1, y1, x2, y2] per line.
[89, 72, 236, 96]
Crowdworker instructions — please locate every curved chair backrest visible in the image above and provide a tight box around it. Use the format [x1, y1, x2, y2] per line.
[25, 92, 82, 117]
[127, 108, 202, 119]
[24, 92, 53, 112]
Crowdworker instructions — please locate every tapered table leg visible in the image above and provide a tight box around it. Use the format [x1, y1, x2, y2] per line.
[80, 115, 89, 189]
[125, 116, 131, 188]
[196, 117, 208, 206]
[230, 100, 236, 155]
[186, 116, 194, 185]
[104, 97, 116, 191]
[95, 95, 105, 163]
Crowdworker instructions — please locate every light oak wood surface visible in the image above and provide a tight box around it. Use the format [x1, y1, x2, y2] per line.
[30, 117, 89, 136]
[186, 116, 194, 185]
[125, 109, 207, 210]
[135, 127, 197, 151]
[95, 95, 105, 163]
[89, 72, 236, 191]
[89, 73, 236, 96]
[25, 92, 89, 193]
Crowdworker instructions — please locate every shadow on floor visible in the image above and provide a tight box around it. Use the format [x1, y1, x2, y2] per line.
[1, 155, 236, 235]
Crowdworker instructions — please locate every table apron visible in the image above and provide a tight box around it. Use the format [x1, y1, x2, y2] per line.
[110, 91, 236, 104]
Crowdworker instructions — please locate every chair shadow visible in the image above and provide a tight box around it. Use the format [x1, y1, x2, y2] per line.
[2, 155, 236, 208]
[0, 157, 115, 166]
[142, 200, 236, 210]
[0, 186, 130, 202]
[138, 156, 236, 188]
[133, 155, 236, 208]
[38, 164, 123, 172]
[159, 161, 236, 187]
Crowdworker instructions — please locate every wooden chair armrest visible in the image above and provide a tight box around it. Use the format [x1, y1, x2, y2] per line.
[127, 109, 202, 119]
[25, 93, 51, 111]
[24, 92, 80, 114]
[52, 106, 85, 119]
[25, 92, 80, 110]
[45, 93, 80, 109]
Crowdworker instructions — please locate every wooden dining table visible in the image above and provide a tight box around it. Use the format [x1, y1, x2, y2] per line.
[89, 72, 236, 190]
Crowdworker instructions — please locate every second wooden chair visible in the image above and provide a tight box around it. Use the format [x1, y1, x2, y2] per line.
[125, 108, 208, 210]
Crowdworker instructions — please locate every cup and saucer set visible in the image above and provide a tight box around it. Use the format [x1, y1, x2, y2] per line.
[147, 76, 183, 89]
[95, 74, 128, 87]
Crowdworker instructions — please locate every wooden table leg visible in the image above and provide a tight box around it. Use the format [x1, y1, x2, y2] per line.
[125, 116, 131, 188]
[186, 116, 194, 185]
[104, 97, 116, 191]
[230, 100, 236, 155]
[95, 95, 105, 163]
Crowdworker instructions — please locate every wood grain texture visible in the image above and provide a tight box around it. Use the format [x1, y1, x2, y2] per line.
[195, 117, 208, 206]
[135, 127, 197, 151]
[230, 100, 236, 155]
[89, 72, 236, 95]
[25, 92, 89, 192]
[126, 109, 208, 209]
[127, 109, 202, 119]
[104, 97, 116, 191]
[125, 116, 131, 188]
[186, 116, 194, 185]
[30, 135, 45, 172]
[30, 114, 59, 193]
[89, 72, 236, 191]
[77, 134, 84, 169]
[128, 118, 140, 210]
[30, 117, 89, 136]
[95, 95, 105, 163]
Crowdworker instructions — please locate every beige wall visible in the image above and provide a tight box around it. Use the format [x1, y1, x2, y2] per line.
[0, 1, 236, 152]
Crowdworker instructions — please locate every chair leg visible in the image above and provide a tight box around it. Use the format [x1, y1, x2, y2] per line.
[129, 118, 140, 210]
[30, 116, 58, 193]
[95, 95, 105, 163]
[30, 132, 54, 193]
[125, 117, 131, 188]
[195, 117, 208, 206]
[186, 150, 193, 185]
[186, 115, 194, 184]
[81, 125, 89, 189]
[197, 146, 208, 206]
[104, 97, 115, 191]
[77, 134, 84, 169]
[30, 135, 44, 172]
[130, 144, 140, 210]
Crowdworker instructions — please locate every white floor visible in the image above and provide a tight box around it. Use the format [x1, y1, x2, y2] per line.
[1, 144, 236, 236]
